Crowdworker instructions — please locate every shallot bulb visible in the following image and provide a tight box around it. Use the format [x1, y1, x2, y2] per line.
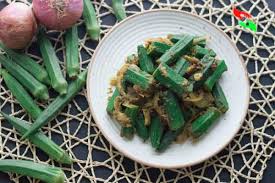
[33, 0, 83, 30]
[0, 3, 37, 49]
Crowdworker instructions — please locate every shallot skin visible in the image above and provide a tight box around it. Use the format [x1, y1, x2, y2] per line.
[33, 0, 83, 30]
[0, 3, 37, 49]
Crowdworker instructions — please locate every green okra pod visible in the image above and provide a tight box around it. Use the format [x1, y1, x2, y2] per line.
[147, 41, 171, 58]
[135, 114, 149, 141]
[121, 104, 139, 139]
[0, 55, 49, 100]
[157, 127, 183, 152]
[169, 34, 207, 47]
[138, 45, 155, 74]
[150, 116, 164, 149]
[124, 64, 155, 90]
[0, 112, 72, 164]
[21, 69, 88, 140]
[192, 45, 216, 59]
[0, 43, 50, 85]
[153, 63, 192, 95]
[0, 160, 65, 183]
[173, 57, 190, 76]
[191, 60, 214, 90]
[204, 60, 227, 91]
[163, 91, 185, 130]
[107, 88, 120, 114]
[2, 70, 42, 119]
[38, 30, 68, 95]
[65, 25, 80, 79]
[83, 0, 100, 40]
[212, 83, 229, 113]
[158, 35, 194, 65]
[112, 0, 127, 21]
[191, 107, 221, 137]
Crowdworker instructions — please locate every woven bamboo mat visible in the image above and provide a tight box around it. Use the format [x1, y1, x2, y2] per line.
[0, 0, 274, 182]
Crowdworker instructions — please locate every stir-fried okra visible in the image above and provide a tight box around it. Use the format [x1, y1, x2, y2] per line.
[107, 34, 229, 152]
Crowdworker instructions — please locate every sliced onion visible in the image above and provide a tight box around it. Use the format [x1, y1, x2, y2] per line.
[33, 0, 83, 30]
[0, 3, 37, 49]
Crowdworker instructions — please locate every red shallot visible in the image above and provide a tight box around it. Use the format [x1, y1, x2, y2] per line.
[0, 3, 37, 49]
[33, 0, 83, 30]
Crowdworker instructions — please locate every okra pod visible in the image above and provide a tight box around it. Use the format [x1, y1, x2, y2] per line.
[191, 60, 214, 90]
[201, 54, 215, 64]
[0, 112, 72, 164]
[112, 0, 127, 21]
[0, 55, 49, 100]
[138, 45, 155, 74]
[173, 57, 190, 76]
[2, 70, 42, 119]
[150, 116, 164, 149]
[204, 60, 227, 91]
[153, 63, 192, 95]
[191, 107, 221, 137]
[107, 88, 120, 114]
[169, 34, 207, 47]
[21, 69, 88, 140]
[192, 45, 213, 59]
[147, 41, 171, 58]
[157, 127, 183, 152]
[212, 83, 229, 113]
[124, 64, 155, 90]
[163, 91, 185, 130]
[158, 35, 193, 65]
[38, 30, 68, 95]
[121, 104, 139, 139]
[0, 160, 65, 183]
[65, 25, 80, 79]
[120, 127, 134, 139]
[0, 43, 50, 85]
[135, 114, 149, 141]
[83, 0, 100, 40]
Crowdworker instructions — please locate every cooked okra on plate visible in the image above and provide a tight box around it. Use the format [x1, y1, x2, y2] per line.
[106, 34, 229, 152]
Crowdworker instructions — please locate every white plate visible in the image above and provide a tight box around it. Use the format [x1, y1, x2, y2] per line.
[87, 10, 250, 168]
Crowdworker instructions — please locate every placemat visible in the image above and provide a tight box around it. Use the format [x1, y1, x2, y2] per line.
[0, 0, 274, 182]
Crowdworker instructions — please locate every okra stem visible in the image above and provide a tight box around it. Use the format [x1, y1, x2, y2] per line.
[112, 0, 127, 21]
[83, 0, 100, 40]
[65, 25, 80, 79]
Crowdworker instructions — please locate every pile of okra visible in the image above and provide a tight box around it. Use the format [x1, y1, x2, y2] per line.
[107, 34, 229, 152]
